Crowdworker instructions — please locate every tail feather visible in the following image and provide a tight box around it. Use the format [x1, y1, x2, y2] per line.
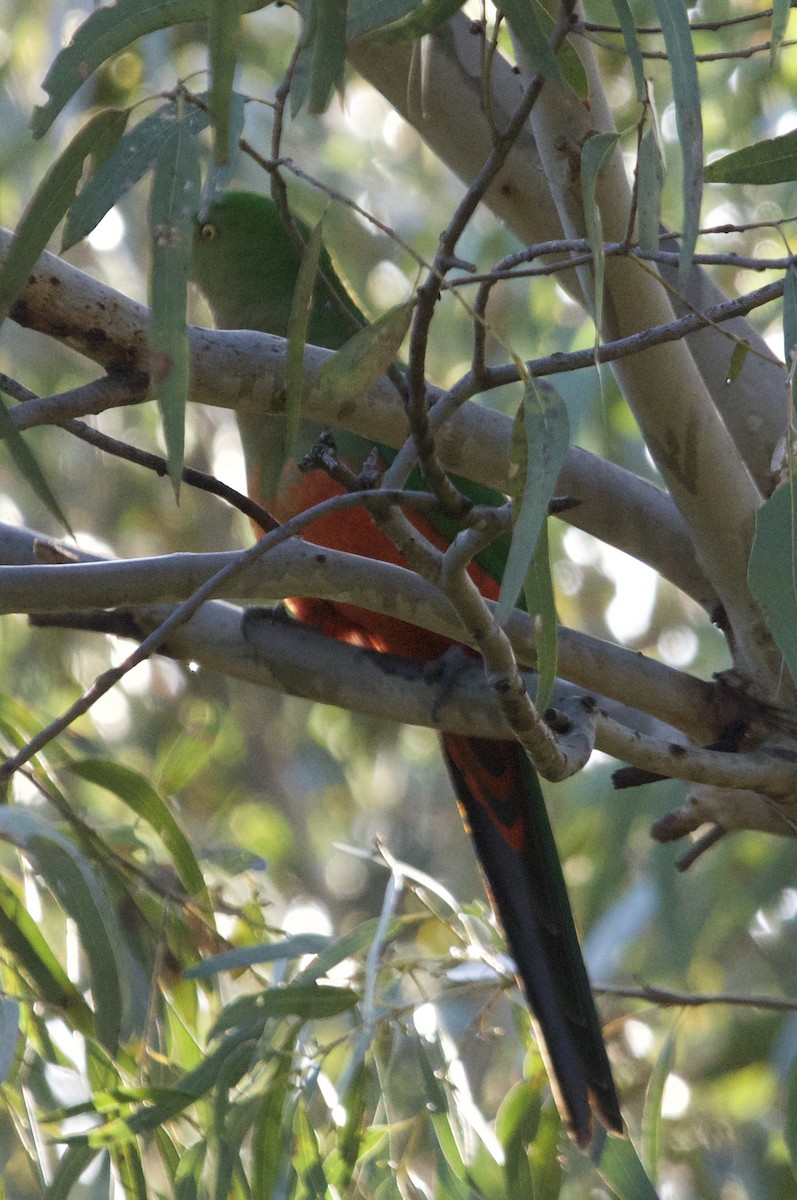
[442, 732, 622, 1147]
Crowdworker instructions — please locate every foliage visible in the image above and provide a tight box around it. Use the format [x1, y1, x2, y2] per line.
[1, 1, 797, 1197]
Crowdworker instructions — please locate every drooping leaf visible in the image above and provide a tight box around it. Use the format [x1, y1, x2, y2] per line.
[0, 395, 73, 534]
[705, 130, 797, 185]
[523, 521, 557, 712]
[0, 809, 129, 1051]
[748, 479, 797, 690]
[771, 0, 791, 63]
[111, 1141, 147, 1200]
[293, 0, 348, 116]
[0, 872, 91, 1026]
[726, 342, 749, 385]
[317, 300, 412, 405]
[287, 216, 326, 455]
[0, 108, 129, 322]
[609, 0, 645, 102]
[637, 126, 664, 255]
[209, 0, 242, 165]
[68, 759, 209, 903]
[595, 1133, 662, 1200]
[148, 108, 201, 492]
[44, 1144, 100, 1200]
[641, 1028, 677, 1182]
[496, 1082, 539, 1200]
[580, 131, 620, 343]
[0, 998, 20, 1087]
[785, 268, 797, 407]
[31, 0, 268, 137]
[498, 0, 566, 89]
[495, 378, 569, 629]
[63, 99, 212, 250]
[651, 0, 702, 274]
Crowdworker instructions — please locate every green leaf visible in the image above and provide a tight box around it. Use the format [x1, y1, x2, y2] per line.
[0, 998, 20, 1086]
[785, 268, 797, 407]
[111, 1141, 148, 1200]
[651, 0, 702, 274]
[184, 933, 331, 979]
[0, 108, 129, 323]
[68, 759, 209, 902]
[209, 0, 243, 166]
[726, 342, 749, 385]
[610, 0, 645, 102]
[252, 1046, 295, 1198]
[293, 0, 348, 116]
[596, 1135, 661, 1200]
[148, 105, 201, 492]
[581, 132, 619, 344]
[45, 1144, 100, 1200]
[748, 478, 797, 689]
[524, 521, 557, 713]
[0, 394, 73, 534]
[771, 0, 791, 63]
[174, 1141, 208, 1200]
[498, 0, 566, 89]
[496, 1082, 539, 1200]
[0, 809, 129, 1051]
[641, 1028, 676, 1182]
[369, 0, 464, 42]
[31, 0, 268, 138]
[705, 130, 797, 185]
[348, 0, 418, 38]
[318, 300, 412, 407]
[785, 1056, 797, 1182]
[637, 126, 664, 255]
[63, 99, 212, 251]
[0, 872, 91, 1027]
[288, 216, 326, 455]
[494, 378, 569, 628]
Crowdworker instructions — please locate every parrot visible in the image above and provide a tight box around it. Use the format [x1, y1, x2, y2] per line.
[191, 191, 623, 1147]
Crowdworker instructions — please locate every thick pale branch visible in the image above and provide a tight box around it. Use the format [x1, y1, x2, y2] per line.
[0, 231, 712, 605]
[0, 521, 715, 740]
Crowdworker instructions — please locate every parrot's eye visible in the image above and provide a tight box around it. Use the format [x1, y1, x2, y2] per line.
[200, 223, 219, 241]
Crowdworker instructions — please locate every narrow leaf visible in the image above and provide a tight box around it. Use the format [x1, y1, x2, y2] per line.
[726, 342, 749, 385]
[580, 132, 619, 343]
[637, 126, 664, 255]
[373, 0, 464, 43]
[651, 0, 702, 274]
[68, 759, 209, 902]
[0, 998, 20, 1087]
[610, 0, 645, 102]
[63, 99, 212, 250]
[347, 0, 418, 39]
[293, 0, 348, 116]
[184, 933, 330, 979]
[771, 0, 790, 63]
[112, 1141, 148, 1200]
[287, 216, 326, 455]
[785, 268, 797, 408]
[499, 0, 566, 88]
[785, 1056, 797, 1182]
[496, 1082, 539, 1200]
[0, 809, 129, 1051]
[209, 0, 242, 165]
[0, 108, 128, 322]
[31, 0, 267, 137]
[494, 378, 569, 628]
[318, 300, 412, 405]
[748, 479, 797, 689]
[641, 1028, 676, 1181]
[0, 394, 73, 533]
[45, 1144, 100, 1200]
[596, 1135, 661, 1200]
[148, 108, 201, 492]
[705, 129, 797, 184]
[0, 872, 91, 1025]
[523, 521, 557, 713]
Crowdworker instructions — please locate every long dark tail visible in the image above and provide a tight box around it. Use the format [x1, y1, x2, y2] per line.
[442, 733, 623, 1148]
